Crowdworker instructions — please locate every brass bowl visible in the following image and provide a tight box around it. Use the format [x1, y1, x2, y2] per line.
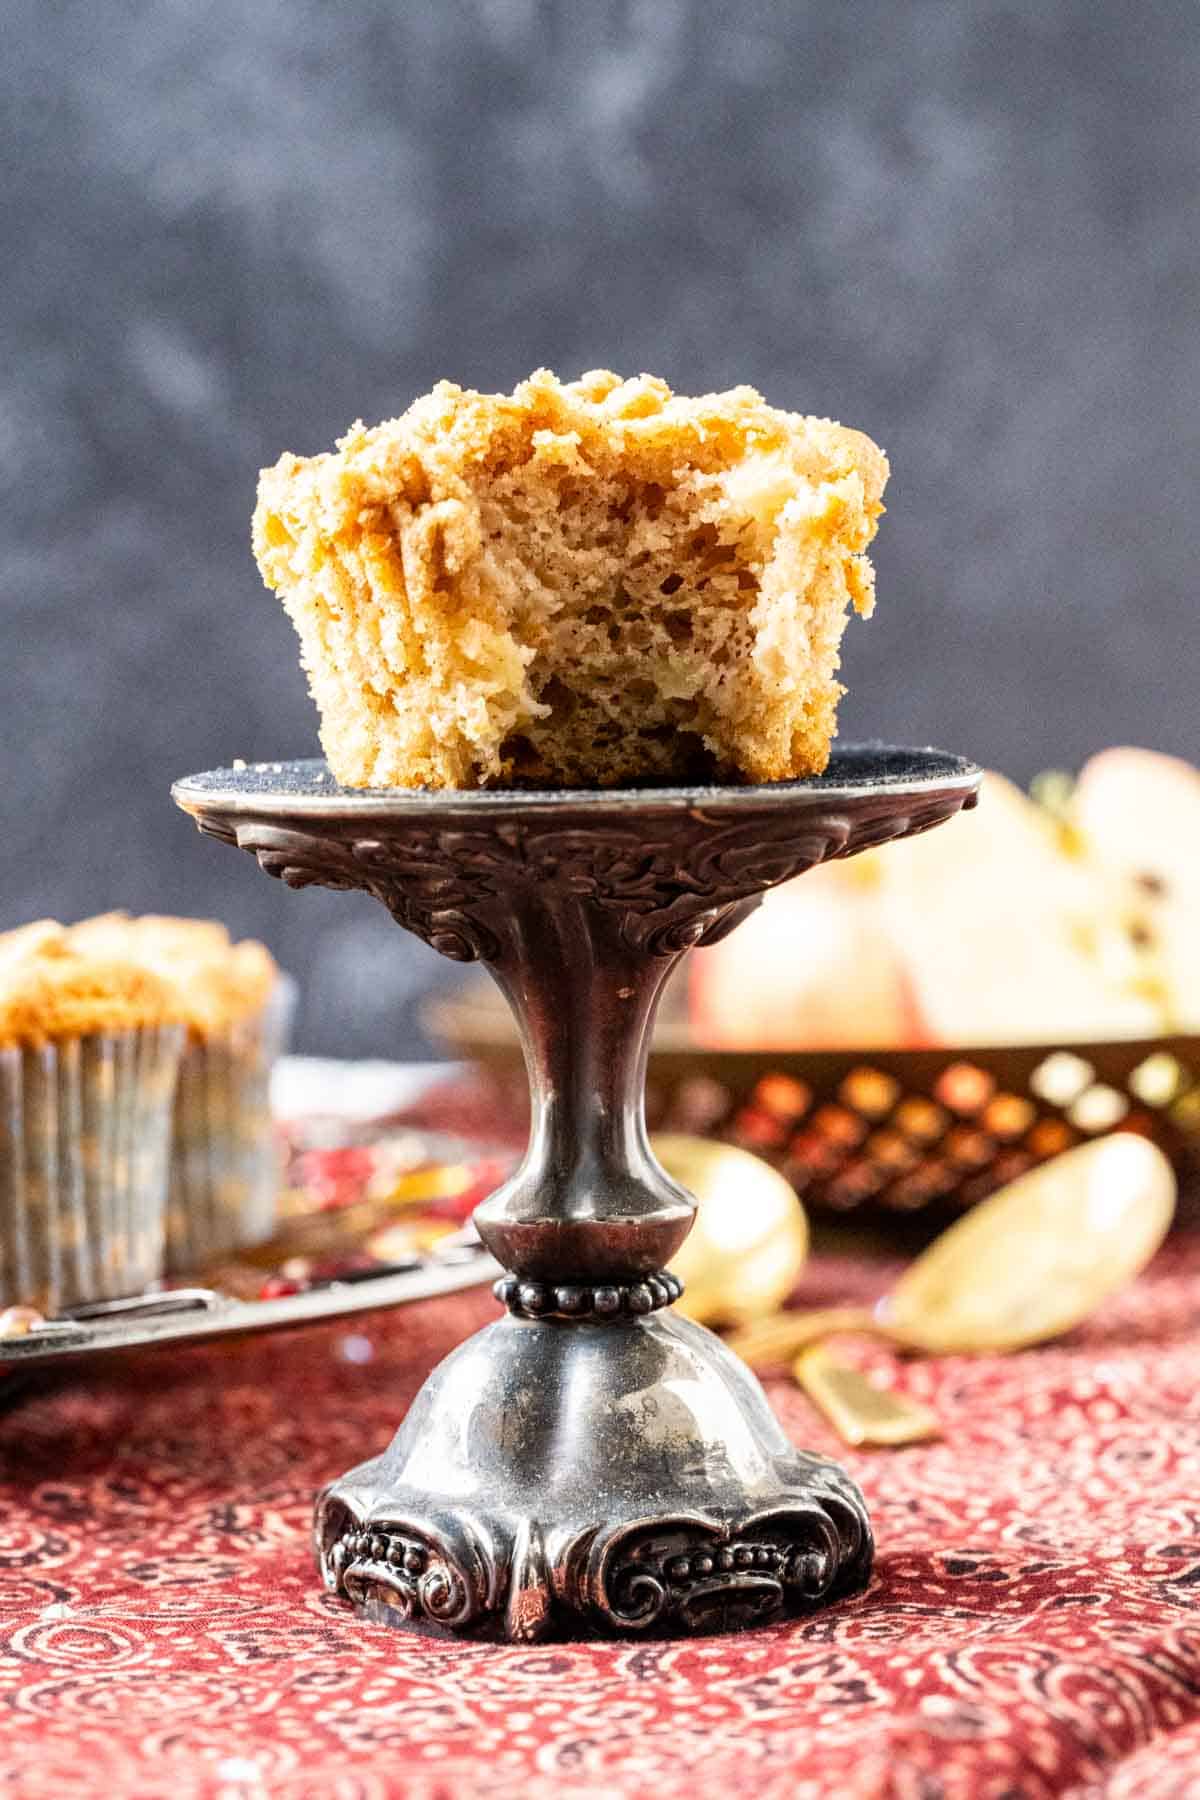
[428, 980, 1200, 1226]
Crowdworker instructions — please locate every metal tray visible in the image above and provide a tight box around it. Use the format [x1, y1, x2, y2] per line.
[0, 1242, 498, 1373]
[1, 1088, 504, 1379]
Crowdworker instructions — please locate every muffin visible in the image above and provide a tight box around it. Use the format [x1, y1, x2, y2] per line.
[0, 923, 184, 1314]
[68, 914, 292, 1270]
[253, 368, 888, 789]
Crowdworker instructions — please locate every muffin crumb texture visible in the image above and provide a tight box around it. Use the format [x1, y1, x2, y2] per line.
[253, 369, 888, 789]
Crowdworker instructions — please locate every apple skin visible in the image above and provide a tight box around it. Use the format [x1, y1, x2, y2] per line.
[689, 857, 927, 1050]
[1071, 747, 1200, 1030]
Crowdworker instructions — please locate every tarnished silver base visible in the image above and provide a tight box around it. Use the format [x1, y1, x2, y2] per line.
[175, 748, 980, 1642]
[313, 1309, 872, 1640]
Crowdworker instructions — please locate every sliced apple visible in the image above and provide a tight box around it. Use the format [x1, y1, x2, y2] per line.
[689, 770, 1168, 1051]
[875, 771, 1164, 1045]
[688, 856, 922, 1049]
[1071, 747, 1200, 1030]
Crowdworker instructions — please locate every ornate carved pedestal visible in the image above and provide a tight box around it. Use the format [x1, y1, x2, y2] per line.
[173, 746, 980, 1640]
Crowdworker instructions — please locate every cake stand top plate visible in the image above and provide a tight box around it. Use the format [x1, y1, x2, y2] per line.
[172, 744, 981, 825]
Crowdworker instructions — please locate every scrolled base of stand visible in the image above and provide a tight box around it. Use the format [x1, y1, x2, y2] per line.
[314, 1309, 872, 1641]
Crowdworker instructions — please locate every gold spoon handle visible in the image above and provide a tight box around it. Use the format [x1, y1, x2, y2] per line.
[795, 1344, 941, 1447]
[725, 1305, 886, 1368]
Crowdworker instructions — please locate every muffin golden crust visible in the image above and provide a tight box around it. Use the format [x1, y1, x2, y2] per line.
[0, 920, 64, 972]
[0, 923, 181, 1047]
[253, 368, 888, 789]
[68, 913, 278, 1038]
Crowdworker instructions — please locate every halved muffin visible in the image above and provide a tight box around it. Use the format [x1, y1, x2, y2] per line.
[253, 369, 888, 788]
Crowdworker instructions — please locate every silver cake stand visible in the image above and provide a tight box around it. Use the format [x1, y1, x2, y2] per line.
[173, 745, 980, 1641]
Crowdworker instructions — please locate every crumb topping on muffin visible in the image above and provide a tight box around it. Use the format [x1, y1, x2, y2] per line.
[0, 923, 182, 1047]
[67, 914, 279, 1038]
[253, 368, 888, 789]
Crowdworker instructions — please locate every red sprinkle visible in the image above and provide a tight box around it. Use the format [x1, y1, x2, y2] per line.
[259, 1274, 305, 1300]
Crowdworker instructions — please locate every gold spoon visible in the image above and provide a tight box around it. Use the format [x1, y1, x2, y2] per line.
[654, 1133, 935, 1445]
[726, 1132, 1177, 1369]
[652, 1134, 809, 1325]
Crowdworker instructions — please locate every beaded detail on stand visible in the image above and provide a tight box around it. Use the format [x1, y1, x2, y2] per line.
[493, 1270, 683, 1320]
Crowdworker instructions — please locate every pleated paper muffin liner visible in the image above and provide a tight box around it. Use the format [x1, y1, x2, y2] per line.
[165, 974, 296, 1272]
[0, 1023, 185, 1315]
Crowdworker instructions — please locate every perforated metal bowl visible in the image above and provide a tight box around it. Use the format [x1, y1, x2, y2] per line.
[429, 983, 1200, 1224]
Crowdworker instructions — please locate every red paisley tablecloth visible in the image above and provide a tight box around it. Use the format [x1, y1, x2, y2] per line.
[6, 1230, 1200, 1797]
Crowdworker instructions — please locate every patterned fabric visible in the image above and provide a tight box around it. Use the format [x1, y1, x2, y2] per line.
[5, 1239, 1200, 1797]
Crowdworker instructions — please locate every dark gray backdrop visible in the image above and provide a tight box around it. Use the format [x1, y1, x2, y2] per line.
[4, 0, 1197, 1056]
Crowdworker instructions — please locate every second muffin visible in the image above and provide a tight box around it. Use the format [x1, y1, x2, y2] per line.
[0, 923, 184, 1313]
[69, 914, 292, 1271]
